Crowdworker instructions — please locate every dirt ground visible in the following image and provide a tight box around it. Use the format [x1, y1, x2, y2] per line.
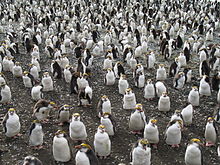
[0, 2, 220, 165]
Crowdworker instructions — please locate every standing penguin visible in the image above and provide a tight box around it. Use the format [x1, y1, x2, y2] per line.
[135, 71, 145, 88]
[2, 108, 21, 138]
[28, 120, 44, 149]
[78, 85, 93, 106]
[103, 55, 113, 70]
[158, 92, 170, 112]
[22, 71, 35, 88]
[41, 72, 53, 91]
[29, 64, 39, 80]
[64, 65, 73, 83]
[165, 120, 183, 147]
[101, 112, 115, 136]
[31, 85, 43, 101]
[94, 125, 111, 159]
[12, 62, 23, 77]
[57, 104, 70, 126]
[0, 82, 11, 104]
[185, 138, 203, 165]
[129, 104, 147, 134]
[156, 64, 167, 81]
[113, 62, 125, 79]
[118, 74, 129, 95]
[51, 60, 62, 79]
[53, 130, 71, 163]
[75, 143, 99, 165]
[188, 86, 200, 106]
[199, 60, 210, 77]
[183, 67, 192, 83]
[96, 95, 112, 118]
[131, 139, 151, 165]
[169, 58, 179, 77]
[199, 75, 211, 96]
[205, 117, 217, 147]
[144, 119, 159, 148]
[123, 88, 137, 110]
[69, 113, 87, 141]
[155, 81, 167, 97]
[104, 68, 115, 86]
[173, 72, 186, 90]
[181, 104, 194, 126]
[144, 79, 155, 100]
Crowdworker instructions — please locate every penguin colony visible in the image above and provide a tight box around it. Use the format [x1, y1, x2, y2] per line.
[0, 0, 220, 164]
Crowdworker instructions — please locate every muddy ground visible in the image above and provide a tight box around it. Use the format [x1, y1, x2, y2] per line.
[0, 14, 220, 165]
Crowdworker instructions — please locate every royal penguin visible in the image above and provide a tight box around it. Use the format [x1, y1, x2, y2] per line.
[70, 72, 80, 94]
[23, 155, 43, 165]
[94, 125, 111, 159]
[158, 92, 170, 112]
[144, 119, 159, 148]
[96, 95, 112, 118]
[77, 73, 90, 91]
[165, 120, 183, 147]
[123, 88, 137, 110]
[84, 49, 93, 67]
[41, 72, 53, 91]
[2, 56, 10, 72]
[146, 51, 156, 69]
[12, 62, 22, 77]
[0, 82, 11, 104]
[33, 99, 56, 122]
[78, 85, 93, 106]
[144, 79, 155, 100]
[104, 68, 115, 86]
[169, 58, 179, 77]
[103, 55, 113, 70]
[118, 74, 129, 95]
[57, 104, 70, 126]
[205, 117, 217, 147]
[199, 75, 211, 96]
[181, 104, 194, 126]
[31, 57, 41, 72]
[113, 62, 125, 79]
[53, 130, 71, 163]
[129, 104, 147, 134]
[178, 53, 187, 68]
[188, 86, 200, 106]
[22, 71, 35, 88]
[155, 81, 167, 97]
[185, 138, 203, 165]
[131, 139, 151, 165]
[69, 113, 87, 141]
[183, 67, 192, 83]
[156, 64, 167, 81]
[31, 85, 43, 101]
[100, 112, 115, 136]
[0, 73, 6, 84]
[51, 60, 62, 79]
[64, 65, 73, 83]
[2, 108, 21, 138]
[199, 60, 210, 77]
[28, 120, 44, 149]
[75, 143, 99, 165]
[29, 64, 39, 80]
[173, 72, 186, 90]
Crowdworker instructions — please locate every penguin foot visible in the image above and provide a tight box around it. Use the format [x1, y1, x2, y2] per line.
[206, 142, 215, 147]
[58, 122, 64, 126]
[16, 133, 22, 137]
[171, 144, 179, 148]
[152, 144, 158, 149]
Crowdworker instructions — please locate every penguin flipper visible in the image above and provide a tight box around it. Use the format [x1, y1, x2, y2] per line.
[96, 99, 102, 117]
[2, 113, 8, 133]
[28, 123, 35, 136]
[87, 149, 100, 165]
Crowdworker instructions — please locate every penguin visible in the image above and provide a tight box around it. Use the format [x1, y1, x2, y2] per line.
[113, 62, 125, 79]
[75, 143, 99, 165]
[84, 49, 93, 67]
[205, 117, 218, 147]
[155, 81, 167, 97]
[118, 74, 129, 95]
[156, 64, 167, 81]
[69, 113, 87, 141]
[199, 75, 211, 96]
[12, 62, 22, 77]
[169, 58, 179, 77]
[170, 110, 183, 124]
[0, 73, 6, 84]
[181, 104, 193, 126]
[78, 85, 92, 106]
[31, 57, 41, 72]
[104, 68, 115, 86]
[70, 72, 80, 94]
[28, 120, 44, 149]
[96, 95, 112, 118]
[22, 71, 35, 88]
[57, 104, 70, 126]
[199, 60, 210, 77]
[100, 112, 115, 136]
[60, 55, 70, 69]
[158, 92, 170, 112]
[29, 64, 39, 80]
[135, 71, 145, 88]
[123, 88, 137, 110]
[131, 139, 151, 165]
[64, 65, 73, 83]
[2, 56, 10, 72]
[33, 100, 56, 122]
[185, 138, 203, 165]
[103, 55, 113, 70]
[23, 156, 43, 165]
[173, 72, 186, 90]
[94, 125, 111, 159]
[52, 60, 62, 79]
[178, 53, 187, 68]
[41, 72, 53, 91]
[129, 104, 147, 134]
[165, 120, 183, 147]
[212, 71, 220, 91]
[188, 86, 200, 106]
[144, 79, 155, 100]
[77, 73, 90, 91]
[2, 108, 21, 138]
[0, 82, 11, 104]
[176, 35, 183, 48]
[129, 55, 138, 71]
[31, 85, 43, 101]
[183, 67, 192, 83]
[146, 51, 156, 69]
[144, 119, 159, 148]
[183, 47, 190, 62]
[53, 130, 71, 163]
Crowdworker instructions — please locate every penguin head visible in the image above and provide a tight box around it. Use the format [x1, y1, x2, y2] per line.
[125, 88, 132, 94]
[43, 72, 49, 77]
[120, 74, 126, 80]
[8, 108, 16, 115]
[101, 95, 108, 101]
[147, 79, 152, 84]
[192, 86, 198, 91]
[162, 92, 167, 97]
[150, 119, 157, 126]
[98, 124, 106, 133]
[135, 104, 143, 112]
[207, 117, 214, 123]
[75, 143, 92, 152]
[15, 61, 20, 66]
[175, 57, 179, 63]
[103, 112, 110, 118]
[174, 110, 181, 116]
[23, 71, 29, 76]
[107, 68, 112, 72]
[158, 64, 164, 68]
[82, 73, 89, 78]
[138, 139, 149, 150]
[63, 104, 70, 111]
[55, 130, 65, 137]
[72, 113, 80, 121]
[190, 138, 201, 145]
[0, 82, 6, 88]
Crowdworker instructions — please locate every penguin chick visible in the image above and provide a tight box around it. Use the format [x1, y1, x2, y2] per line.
[144, 79, 155, 100]
[188, 86, 200, 106]
[158, 92, 170, 112]
[144, 119, 159, 148]
[123, 88, 137, 110]
[58, 104, 70, 126]
[131, 139, 151, 165]
[28, 120, 44, 149]
[96, 95, 112, 118]
[205, 117, 217, 147]
[94, 125, 111, 159]
[53, 130, 71, 163]
[2, 108, 21, 137]
[69, 113, 87, 141]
